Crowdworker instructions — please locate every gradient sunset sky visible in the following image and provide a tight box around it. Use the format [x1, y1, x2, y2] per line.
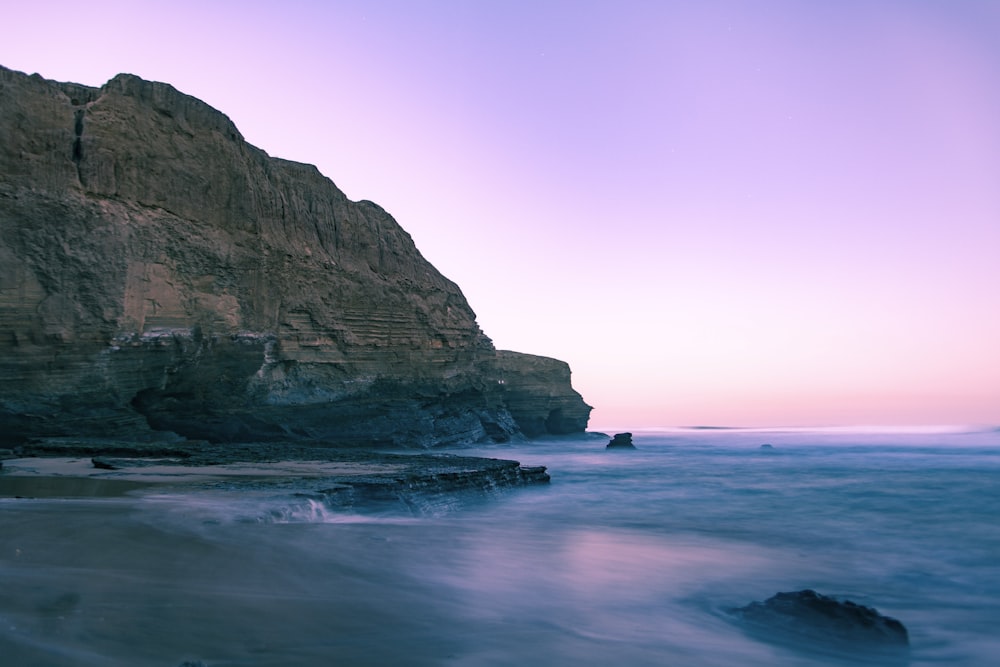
[4, 1, 998, 429]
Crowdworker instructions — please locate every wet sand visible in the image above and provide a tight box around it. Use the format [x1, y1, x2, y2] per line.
[0, 471, 155, 498]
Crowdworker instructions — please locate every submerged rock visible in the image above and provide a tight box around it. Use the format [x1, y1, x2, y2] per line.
[606, 432, 636, 449]
[731, 589, 909, 656]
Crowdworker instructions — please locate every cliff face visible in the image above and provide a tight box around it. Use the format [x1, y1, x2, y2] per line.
[0, 66, 591, 446]
[495, 352, 591, 436]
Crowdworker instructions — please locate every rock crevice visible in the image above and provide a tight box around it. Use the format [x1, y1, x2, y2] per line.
[71, 108, 84, 167]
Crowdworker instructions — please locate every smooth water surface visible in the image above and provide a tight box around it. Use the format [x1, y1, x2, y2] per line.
[2, 428, 999, 666]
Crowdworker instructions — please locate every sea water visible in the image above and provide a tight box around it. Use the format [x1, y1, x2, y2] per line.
[1, 428, 999, 666]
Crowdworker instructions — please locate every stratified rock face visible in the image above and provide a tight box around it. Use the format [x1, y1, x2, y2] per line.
[0, 66, 590, 446]
[495, 351, 592, 437]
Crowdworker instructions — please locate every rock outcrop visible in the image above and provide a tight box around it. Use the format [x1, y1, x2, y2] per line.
[606, 432, 635, 449]
[0, 65, 591, 446]
[731, 589, 909, 656]
[494, 351, 591, 437]
[2, 441, 551, 510]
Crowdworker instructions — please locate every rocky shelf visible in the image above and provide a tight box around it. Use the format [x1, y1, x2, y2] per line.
[0, 438, 550, 513]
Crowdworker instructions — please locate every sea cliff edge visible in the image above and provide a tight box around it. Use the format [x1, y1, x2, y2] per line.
[0, 65, 591, 449]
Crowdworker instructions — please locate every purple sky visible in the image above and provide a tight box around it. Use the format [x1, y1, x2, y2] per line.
[4, 1, 999, 428]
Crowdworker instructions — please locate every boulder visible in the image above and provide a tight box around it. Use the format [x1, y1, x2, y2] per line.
[606, 432, 635, 449]
[731, 589, 909, 654]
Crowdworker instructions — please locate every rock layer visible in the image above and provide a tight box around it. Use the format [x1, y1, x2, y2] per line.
[0, 66, 591, 446]
[1, 441, 552, 513]
[495, 351, 591, 436]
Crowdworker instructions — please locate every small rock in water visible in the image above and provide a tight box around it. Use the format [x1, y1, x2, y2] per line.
[760, 443, 774, 450]
[731, 589, 909, 654]
[606, 432, 636, 449]
[91, 457, 120, 470]
[518, 465, 551, 483]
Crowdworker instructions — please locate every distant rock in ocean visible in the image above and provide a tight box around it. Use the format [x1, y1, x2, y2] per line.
[731, 589, 909, 657]
[0, 65, 591, 447]
[606, 433, 636, 449]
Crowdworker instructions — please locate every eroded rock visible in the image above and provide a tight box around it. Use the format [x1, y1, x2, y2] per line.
[606, 432, 636, 449]
[731, 589, 909, 656]
[0, 65, 590, 446]
[495, 351, 591, 437]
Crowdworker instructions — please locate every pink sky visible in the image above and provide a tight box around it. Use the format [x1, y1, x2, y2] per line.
[3, 1, 999, 429]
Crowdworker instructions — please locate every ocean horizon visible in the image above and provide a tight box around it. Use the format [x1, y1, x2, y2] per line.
[594, 424, 997, 435]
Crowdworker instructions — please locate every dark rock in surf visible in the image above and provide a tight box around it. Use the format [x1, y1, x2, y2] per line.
[91, 456, 120, 470]
[518, 465, 550, 483]
[606, 432, 636, 449]
[732, 589, 909, 652]
[760, 443, 774, 450]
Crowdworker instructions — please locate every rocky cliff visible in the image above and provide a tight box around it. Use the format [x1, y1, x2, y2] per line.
[0, 66, 591, 447]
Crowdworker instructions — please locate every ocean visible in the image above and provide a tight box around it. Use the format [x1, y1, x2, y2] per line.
[2, 428, 998, 666]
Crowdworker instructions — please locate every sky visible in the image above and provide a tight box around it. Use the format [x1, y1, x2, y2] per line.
[3, 1, 999, 429]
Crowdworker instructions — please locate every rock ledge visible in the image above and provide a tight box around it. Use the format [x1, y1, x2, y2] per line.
[1, 439, 550, 513]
